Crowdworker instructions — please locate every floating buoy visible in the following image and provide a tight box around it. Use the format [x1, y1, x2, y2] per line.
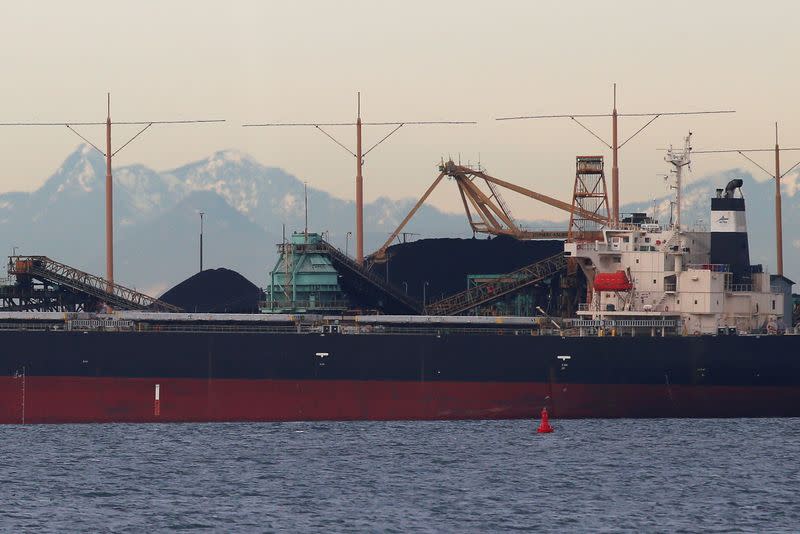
[537, 407, 553, 433]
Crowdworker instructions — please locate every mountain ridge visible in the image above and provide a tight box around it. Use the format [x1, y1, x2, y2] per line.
[1, 145, 797, 294]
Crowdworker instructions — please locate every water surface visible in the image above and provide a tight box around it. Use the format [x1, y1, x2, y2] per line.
[1, 419, 798, 532]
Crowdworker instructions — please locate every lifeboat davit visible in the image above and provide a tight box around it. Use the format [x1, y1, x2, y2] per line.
[593, 270, 633, 292]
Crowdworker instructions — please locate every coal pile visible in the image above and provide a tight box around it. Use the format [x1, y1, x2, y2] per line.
[160, 268, 263, 313]
[372, 236, 564, 303]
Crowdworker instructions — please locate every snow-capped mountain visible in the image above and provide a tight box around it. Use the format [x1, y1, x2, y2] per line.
[1, 145, 797, 295]
[0, 147, 493, 293]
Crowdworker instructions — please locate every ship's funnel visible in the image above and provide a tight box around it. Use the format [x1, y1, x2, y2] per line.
[710, 179, 750, 281]
[723, 178, 744, 198]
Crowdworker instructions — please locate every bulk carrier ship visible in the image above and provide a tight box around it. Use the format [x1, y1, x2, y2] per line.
[0, 139, 798, 424]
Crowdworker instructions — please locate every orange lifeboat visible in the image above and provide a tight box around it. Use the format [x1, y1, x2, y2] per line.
[593, 270, 633, 292]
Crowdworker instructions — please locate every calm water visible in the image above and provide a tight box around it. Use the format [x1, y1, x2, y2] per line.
[0, 419, 798, 532]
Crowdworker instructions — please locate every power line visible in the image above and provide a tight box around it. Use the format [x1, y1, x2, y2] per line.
[0, 119, 224, 126]
[496, 110, 734, 121]
[692, 147, 800, 154]
[243, 120, 475, 127]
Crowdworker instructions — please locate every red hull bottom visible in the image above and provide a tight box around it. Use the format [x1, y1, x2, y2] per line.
[1, 377, 798, 424]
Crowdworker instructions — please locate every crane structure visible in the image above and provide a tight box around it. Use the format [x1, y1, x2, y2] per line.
[371, 159, 609, 262]
[496, 84, 734, 224]
[0, 94, 224, 286]
[243, 93, 475, 264]
[693, 123, 800, 276]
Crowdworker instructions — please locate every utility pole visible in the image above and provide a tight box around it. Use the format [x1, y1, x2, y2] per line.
[356, 94, 364, 263]
[199, 211, 205, 273]
[611, 85, 619, 223]
[693, 125, 800, 276]
[304, 182, 308, 242]
[0, 95, 224, 286]
[775, 123, 783, 276]
[105, 94, 113, 286]
[243, 93, 475, 264]
[496, 84, 734, 224]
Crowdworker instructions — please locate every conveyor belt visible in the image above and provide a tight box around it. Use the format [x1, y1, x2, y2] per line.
[8, 256, 181, 312]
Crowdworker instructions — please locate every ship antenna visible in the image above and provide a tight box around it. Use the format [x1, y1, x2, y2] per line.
[0, 96, 224, 287]
[692, 124, 800, 276]
[495, 84, 734, 225]
[242, 93, 476, 264]
[664, 133, 692, 231]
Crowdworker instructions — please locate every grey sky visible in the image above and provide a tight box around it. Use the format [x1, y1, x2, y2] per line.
[1, 1, 798, 221]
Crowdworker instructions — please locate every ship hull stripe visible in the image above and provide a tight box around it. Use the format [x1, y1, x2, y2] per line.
[2, 376, 799, 424]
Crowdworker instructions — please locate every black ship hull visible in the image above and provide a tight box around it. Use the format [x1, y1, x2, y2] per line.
[1, 329, 799, 423]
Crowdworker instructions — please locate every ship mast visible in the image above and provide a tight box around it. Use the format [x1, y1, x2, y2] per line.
[693, 126, 800, 276]
[0, 96, 224, 286]
[495, 85, 733, 225]
[243, 93, 475, 264]
[665, 133, 692, 231]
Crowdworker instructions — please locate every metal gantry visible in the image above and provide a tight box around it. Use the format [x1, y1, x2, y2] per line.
[7, 255, 181, 312]
[569, 156, 609, 241]
[243, 92, 475, 264]
[423, 252, 567, 316]
[372, 159, 608, 261]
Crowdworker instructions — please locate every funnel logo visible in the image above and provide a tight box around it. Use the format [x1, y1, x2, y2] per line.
[716, 215, 730, 225]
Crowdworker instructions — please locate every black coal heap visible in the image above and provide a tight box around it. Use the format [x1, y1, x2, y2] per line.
[160, 268, 263, 313]
[373, 236, 564, 302]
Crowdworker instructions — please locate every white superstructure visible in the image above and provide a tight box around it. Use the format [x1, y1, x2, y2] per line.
[565, 140, 786, 335]
[565, 224, 783, 335]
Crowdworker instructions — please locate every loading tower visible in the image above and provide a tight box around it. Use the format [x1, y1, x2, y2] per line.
[568, 156, 609, 242]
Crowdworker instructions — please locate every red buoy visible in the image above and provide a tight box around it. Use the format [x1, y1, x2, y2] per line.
[537, 407, 553, 433]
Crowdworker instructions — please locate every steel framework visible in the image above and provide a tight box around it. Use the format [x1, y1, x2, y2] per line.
[372, 160, 608, 261]
[293, 239, 422, 314]
[423, 252, 567, 316]
[568, 156, 609, 241]
[7, 256, 181, 312]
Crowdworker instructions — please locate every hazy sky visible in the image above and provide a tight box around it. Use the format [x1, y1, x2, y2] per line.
[1, 1, 799, 221]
